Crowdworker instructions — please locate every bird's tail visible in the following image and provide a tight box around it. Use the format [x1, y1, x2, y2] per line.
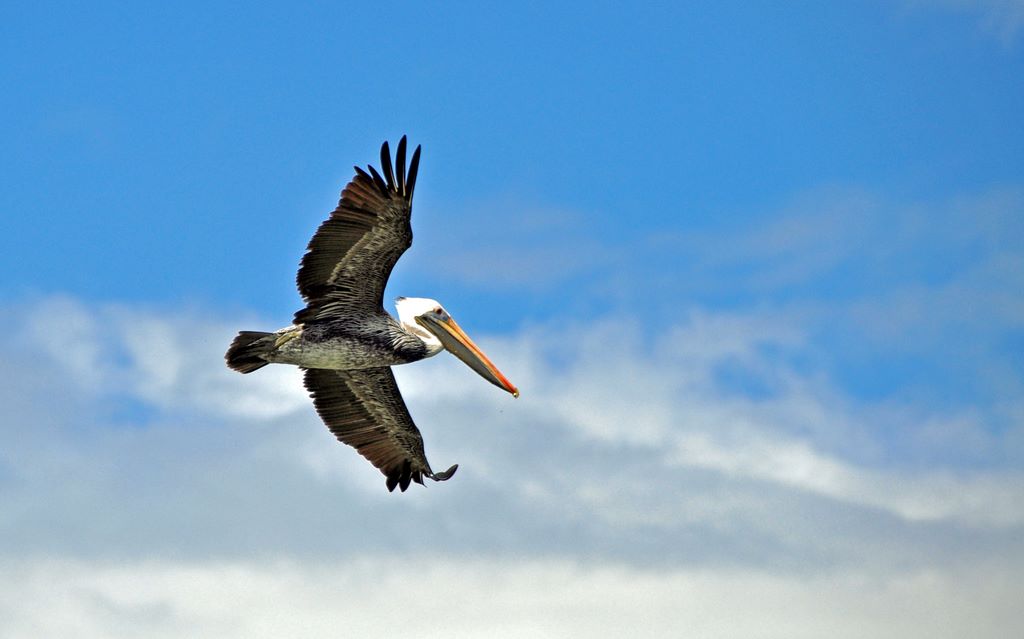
[225, 331, 275, 373]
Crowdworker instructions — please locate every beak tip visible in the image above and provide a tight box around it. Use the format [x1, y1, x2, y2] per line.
[511, 388, 520, 398]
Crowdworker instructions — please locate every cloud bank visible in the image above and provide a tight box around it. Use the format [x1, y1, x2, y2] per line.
[1, 291, 1020, 636]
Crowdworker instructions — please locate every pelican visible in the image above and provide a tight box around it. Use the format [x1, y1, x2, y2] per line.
[225, 137, 518, 492]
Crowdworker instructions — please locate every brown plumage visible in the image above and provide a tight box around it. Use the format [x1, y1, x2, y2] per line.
[294, 138, 419, 323]
[304, 367, 456, 492]
[225, 137, 518, 492]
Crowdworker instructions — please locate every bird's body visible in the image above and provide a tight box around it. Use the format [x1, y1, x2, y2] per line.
[265, 314, 431, 370]
[225, 137, 518, 492]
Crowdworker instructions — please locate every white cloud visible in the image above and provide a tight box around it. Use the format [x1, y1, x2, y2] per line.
[114, 312, 309, 420]
[7, 296, 1020, 533]
[502, 311, 1024, 528]
[2, 557, 1020, 639]
[18, 295, 111, 392]
[11, 296, 311, 420]
[669, 431, 1024, 526]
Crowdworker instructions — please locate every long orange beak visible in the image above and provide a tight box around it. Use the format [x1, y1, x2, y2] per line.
[417, 313, 519, 397]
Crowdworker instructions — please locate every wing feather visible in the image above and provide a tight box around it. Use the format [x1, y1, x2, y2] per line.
[379, 140, 396, 190]
[303, 367, 457, 492]
[294, 138, 421, 322]
[366, 165, 389, 197]
[395, 137, 407, 196]
[406, 144, 421, 202]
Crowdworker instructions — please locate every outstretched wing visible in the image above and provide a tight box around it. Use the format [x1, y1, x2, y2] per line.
[303, 367, 457, 492]
[294, 137, 421, 324]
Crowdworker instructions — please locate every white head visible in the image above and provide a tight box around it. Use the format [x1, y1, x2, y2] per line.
[393, 296, 519, 397]
[395, 297, 446, 354]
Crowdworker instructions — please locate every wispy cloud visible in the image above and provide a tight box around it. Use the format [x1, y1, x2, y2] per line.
[405, 200, 610, 291]
[913, 0, 1024, 43]
[441, 186, 1024, 421]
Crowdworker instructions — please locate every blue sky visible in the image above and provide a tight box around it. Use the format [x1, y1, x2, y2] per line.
[2, 2, 1023, 637]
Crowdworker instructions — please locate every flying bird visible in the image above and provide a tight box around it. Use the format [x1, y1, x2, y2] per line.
[225, 137, 519, 492]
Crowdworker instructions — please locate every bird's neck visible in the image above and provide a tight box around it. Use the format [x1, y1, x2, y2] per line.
[394, 319, 443, 359]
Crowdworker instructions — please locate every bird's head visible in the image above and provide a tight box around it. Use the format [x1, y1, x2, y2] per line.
[395, 296, 519, 398]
